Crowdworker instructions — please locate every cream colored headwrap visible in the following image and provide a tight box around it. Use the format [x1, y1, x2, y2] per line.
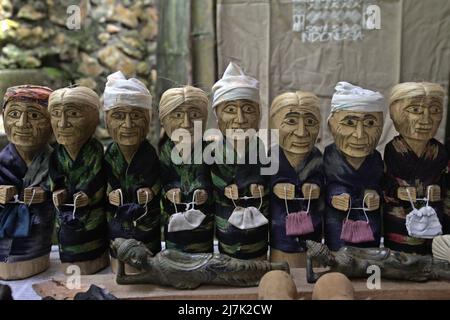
[159, 86, 208, 121]
[270, 91, 321, 121]
[49, 86, 100, 110]
[211, 62, 260, 108]
[389, 82, 445, 105]
[103, 71, 152, 110]
[330, 81, 385, 114]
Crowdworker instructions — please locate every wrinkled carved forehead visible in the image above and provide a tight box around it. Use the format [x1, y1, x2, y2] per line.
[270, 91, 320, 119]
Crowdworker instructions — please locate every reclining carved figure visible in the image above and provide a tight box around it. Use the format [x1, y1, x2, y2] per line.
[306, 240, 450, 283]
[112, 238, 289, 289]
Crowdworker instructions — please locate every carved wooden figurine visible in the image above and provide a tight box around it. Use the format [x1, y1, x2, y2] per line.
[159, 86, 214, 253]
[324, 82, 384, 251]
[112, 238, 289, 289]
[48, 86, 109, 274]
[384, 82, 448, 254]
[0, 85, 54, 280]
[269, 91, 324, 268]
[102, 71, 162, 272]
[210, 62, 269, 260]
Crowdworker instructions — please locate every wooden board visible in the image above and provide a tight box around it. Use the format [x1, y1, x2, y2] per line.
[32, 268, 450, 300]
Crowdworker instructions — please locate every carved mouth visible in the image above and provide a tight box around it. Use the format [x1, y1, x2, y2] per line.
[349, 143, 367, 149]
[57, 131, 74, 137]
[292, 141, 310, 147]
[416, 127, 432, 133]
[14, 131, 32, 137]
[120, 132, 138, 137]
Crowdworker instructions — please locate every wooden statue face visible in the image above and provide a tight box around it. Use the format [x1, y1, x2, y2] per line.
[390, 95, 443, 142]
[3, 101, 52, 148]
[49, 102, 98, 147]
[161, 102, 207, 141]
[328, 110, 383, 158]
[216, 99, 260, 138]
[270, 105, 320, 155]
[106, 106, 150, 146]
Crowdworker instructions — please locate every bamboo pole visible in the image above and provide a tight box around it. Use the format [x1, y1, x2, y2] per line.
[156, 0, 192, 99]
[192, 0, 217, 130]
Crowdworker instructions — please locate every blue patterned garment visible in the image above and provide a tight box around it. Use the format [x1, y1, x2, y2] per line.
[0, 143, 54, 263]
[324, 143, 382, 251]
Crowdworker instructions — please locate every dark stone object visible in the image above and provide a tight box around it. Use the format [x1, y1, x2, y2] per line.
[306, 240, 450, 283]
[112, 238, 289, 289]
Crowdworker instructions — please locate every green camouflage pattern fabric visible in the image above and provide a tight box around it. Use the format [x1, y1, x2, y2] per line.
[210, 136, 269, 259]
[159, 139, 214, 253]
[104, 140, 161, 256]
[49, 138, 108, 262]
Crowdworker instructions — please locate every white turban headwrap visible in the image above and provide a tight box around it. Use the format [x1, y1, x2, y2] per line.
[330, 81, 385, 114]
[211, 62, 260, 108]
[103, 71, 152, 110]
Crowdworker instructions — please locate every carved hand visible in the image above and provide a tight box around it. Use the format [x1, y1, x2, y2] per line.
[250, 184, 264, 198]
[137, 188, 154, 205]
[109, 189, 122, 206]
[73, 191, 89, 208]
[224, 184, 239, 200]
[52, 189, 67, 207]
[0, 185, 17, 204]
[397, 186, 416, 202]
[364, 190, 380, 211]
[194, 189, 208, 205]
[302, 183, 320, 200]
[331, 193, 350, 211]
[24, 187, 46, 205]
[427, 185, 441, 202]
[166, 188, 182, 204]
[273, 183, 296, 200]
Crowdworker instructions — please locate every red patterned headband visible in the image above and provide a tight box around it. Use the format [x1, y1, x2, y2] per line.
[2, 85, 53, 110]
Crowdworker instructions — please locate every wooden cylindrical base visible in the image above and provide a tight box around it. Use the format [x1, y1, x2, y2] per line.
[270, 248, 307, 268]
[0, 254, 50, 280]
[60, 251, 110, 275]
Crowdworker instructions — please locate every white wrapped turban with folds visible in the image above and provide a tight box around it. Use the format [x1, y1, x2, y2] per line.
[212, 62, 260, 109]
[329, 81, 385, 116]
[103, 71, 152, 110]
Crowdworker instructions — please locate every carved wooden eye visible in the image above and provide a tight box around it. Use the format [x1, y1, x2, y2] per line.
[406, 105, 422, 114]
[224, 105, 236, 113]
[242, 105, 256, 113]
[67, 110, 82, 117]
[112, 112, 125, 120]
[130, 112, 143, 120]
[342, 118, 356, 126]
[304, 117, 318, 126]
[28, 111, 43, 120]
[189, 111, 200, 119]
[363, 119, 376, 127]
[284, 117, 298, 125]
[429, 105, 442, 114]
[8, 110, 21, 119]
[51, 109, 62, 117]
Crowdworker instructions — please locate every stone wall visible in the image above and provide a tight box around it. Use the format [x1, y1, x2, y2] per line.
[0, 0, 159, 143]
[0, 0, 158, 93]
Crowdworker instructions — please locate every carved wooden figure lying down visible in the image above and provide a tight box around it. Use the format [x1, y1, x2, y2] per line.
[305, 239, 450, 284]
[111, 238, 289, 289]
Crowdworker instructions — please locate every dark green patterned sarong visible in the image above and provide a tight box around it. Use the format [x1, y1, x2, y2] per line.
[104, 140, 161, 256]
[49, 138, 108, 263]
[160, 139, 214, 253]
